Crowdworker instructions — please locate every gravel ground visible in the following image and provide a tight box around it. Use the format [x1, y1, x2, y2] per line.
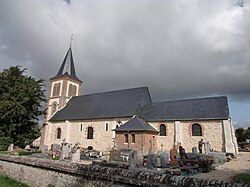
[191, 152, 250, 182]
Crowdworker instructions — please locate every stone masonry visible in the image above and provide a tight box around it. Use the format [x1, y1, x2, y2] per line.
[0, 155, 247, 187]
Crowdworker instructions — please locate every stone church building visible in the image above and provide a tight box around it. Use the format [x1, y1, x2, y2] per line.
[40, 46, 238, 155]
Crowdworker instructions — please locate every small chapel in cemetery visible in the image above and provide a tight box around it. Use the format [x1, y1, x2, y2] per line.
[40, 46, 238, 155]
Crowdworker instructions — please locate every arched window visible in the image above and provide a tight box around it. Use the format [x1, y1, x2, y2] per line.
[68, 84, 73, 97]
[72, 85, 77, 96]
[56, 128, 61, 139]
[87, 127, 93, 139]
[159, 124, 166, 136]
[57, 83, 61, 96]
[68, 84, 77, 97]
[51, 102, 57, 115]
[52, 83, 61, 96]
[192, 123, 202, 136]
[53, 84, 57, 96]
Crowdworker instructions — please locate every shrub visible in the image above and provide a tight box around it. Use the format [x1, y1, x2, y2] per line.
[18, 151, 41, 156]
[0, 132, 12, 151]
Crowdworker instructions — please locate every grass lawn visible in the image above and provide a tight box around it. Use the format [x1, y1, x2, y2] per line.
[234, 173, 250, 184]
[0, 175, 29, 187]
[0, 151, 9, 155]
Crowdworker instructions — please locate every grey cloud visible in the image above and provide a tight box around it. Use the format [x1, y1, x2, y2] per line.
[0, 0, 250, 104]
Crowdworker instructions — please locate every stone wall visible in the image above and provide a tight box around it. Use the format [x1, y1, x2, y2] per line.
[44, 118, 130, 152]
[180, 120, 224, 153]
[0, 155, 247, 187]
[150, 120, 225, 153]
[45, 118, 235, 155]
[150, 121, 175, 151]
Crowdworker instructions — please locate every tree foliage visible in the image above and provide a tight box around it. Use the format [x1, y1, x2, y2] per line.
[244, 128, 250, 140]
[235, 128, 245, 142]
[235, 127, 250, 142]
[0, 66, 46, 149]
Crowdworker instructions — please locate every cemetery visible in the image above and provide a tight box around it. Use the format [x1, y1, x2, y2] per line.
[0, 140, 248, 187]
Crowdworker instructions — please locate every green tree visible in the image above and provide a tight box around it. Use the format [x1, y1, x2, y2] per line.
[243, 128, 250, 140]
[235, 128, 245, 142]
[0, 66, 46, 150]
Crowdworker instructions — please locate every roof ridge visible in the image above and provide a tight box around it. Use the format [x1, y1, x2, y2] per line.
[151, 96, 227, 104]
[78, 86, 149, 97]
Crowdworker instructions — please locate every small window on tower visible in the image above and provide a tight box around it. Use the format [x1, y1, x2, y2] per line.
[51, 102, 57, 115]
[57, 83, 61, 96]
[124, 134, 128, 144]
[106, 123, 109, 131]
[53, 84, 57, 96]
[52, 83, 61, 96]
[80, 124, 83, 131]
[131, 134, 135, 143]
[68, 84, 77, 97]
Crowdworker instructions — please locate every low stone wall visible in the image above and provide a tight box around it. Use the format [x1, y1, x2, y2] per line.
[0, 155, 247, 187]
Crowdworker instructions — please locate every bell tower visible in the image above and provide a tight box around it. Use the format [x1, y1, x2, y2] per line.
[40, 44, 82, 145]
[47, 46, 82, 119]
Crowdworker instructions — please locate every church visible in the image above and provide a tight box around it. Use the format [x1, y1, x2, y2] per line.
[40, 46, 238, 155]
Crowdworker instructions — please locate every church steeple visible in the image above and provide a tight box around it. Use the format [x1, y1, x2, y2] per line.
[40, 42, 82, 146]
[56, 47, 80, 80]
[47, 45, 82, 119]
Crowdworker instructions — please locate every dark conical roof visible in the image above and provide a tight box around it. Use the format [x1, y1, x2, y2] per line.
[52, 46, 80, 81]
[113, 116, 158, 132]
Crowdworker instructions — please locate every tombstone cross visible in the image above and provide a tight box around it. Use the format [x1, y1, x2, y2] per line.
[62, 138, 66, 146]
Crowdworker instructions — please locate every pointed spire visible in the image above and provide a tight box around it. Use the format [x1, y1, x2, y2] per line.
[70, 34, 73, 47]
[56, 46, 79, 80]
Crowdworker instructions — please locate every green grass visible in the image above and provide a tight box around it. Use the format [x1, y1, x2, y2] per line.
[0, 175, 29, 187]
[52, 156, 60, 160]
[234, 173, 250, 184]
[0, 151, 8, 155]
[18, 151, 41, 156]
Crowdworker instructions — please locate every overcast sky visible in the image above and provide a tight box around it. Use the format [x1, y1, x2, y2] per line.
[0, 0, 249, 128]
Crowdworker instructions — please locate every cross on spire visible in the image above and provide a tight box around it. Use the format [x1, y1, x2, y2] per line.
[70, 34, 74, 47]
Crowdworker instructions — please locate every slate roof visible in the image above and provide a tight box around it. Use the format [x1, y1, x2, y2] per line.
[113, 116, 158, 132]
[50, 87, 152, 121]
[51, 47, 81, 81]
[141, 96, 230, 121]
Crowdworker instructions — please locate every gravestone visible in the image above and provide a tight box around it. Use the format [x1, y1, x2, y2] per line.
[109, 149, 121, 161]
[170, 147, 177, 160]
[129, 150, 142, 168]
[170, 147, 178, 165]
[160, 151, 169, 167]
[204, 142, 212, 154]
[7, 143, 14, 152]
[156, 148, 163, 167]
[72, 142, 81, 153]
[147, 139, 157, 169]
[72, 148, 80, 162]
[60, 143, 72, 160]
[157, 149, 163, 156]
[156, 157, 161, 167]
[51, 143, 61, 152]
[192, 147, 198, 154]
[39, 145, 48, 153]
[24, 145, 31, 151]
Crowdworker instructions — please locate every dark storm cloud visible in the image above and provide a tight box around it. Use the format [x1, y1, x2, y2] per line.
[0, 1, 250, 107]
